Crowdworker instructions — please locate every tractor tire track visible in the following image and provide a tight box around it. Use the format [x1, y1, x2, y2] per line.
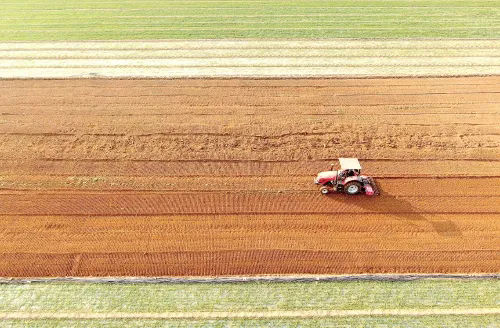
[1, 191, 499, 215]
[0, 213, 497, 253]
[1, 176, 500, 197]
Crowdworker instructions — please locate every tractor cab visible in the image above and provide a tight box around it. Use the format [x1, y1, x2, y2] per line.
[338, 158, 361, 178]
[314, 158, 378, 196]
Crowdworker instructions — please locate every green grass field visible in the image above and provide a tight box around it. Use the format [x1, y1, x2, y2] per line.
[0, 279, 498, 326]
[1, 0, 499, 40]
[5, 316, 500, 327]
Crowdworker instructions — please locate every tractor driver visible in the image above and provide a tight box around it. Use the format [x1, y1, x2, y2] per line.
[347, 169, 358, 177]
[339, 169, 358, 180]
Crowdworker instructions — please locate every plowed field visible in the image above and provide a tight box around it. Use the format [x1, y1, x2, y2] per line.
[0, 77, 499, 276]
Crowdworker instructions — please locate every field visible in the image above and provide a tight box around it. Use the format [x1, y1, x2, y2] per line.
[1, 0, 499, 325]
[0, 279, 499, 326]
[1, 77, 499, 277]
[1, 0, 500, 40]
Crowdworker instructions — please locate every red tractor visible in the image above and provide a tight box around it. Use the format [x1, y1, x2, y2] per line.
[314, 158, 379, 195]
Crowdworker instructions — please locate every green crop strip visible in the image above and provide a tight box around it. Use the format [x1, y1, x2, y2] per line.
[0, 280, 499, 326]
[0, 280, 498, 312]
[2, 316, 500, 327]
[0, 0, 499, 40]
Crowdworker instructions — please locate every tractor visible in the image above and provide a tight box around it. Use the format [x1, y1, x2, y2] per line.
[314, 158, 379, 195]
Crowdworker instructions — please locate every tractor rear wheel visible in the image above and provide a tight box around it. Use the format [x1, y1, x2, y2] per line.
[320, 186, 330, 195]
[345, 181, 362, 195]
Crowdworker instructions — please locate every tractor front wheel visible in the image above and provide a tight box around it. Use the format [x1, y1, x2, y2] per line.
[320, 186, 330, 195]
[345, 181, 362, 195]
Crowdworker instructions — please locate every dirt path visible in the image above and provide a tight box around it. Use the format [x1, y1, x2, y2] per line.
[0, 77, 499, 277]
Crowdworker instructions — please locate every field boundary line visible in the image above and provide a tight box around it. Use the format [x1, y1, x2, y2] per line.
[5, 56, 500, 59]
[2, 74, 499, 80]
[7, 7, 500, 11]
[4, 175, 500, 178]
[4, 47, 500, 50]
[4, 65, 500, 68]
[3, 38, 500, 43]
[4, 27, 500, 31]
[5, 0, 500, 4]
[1, 158, 499, 162]
[2, 274, 499, 284]
[4, 15, 495, 19]
[3, 73, 500, 79]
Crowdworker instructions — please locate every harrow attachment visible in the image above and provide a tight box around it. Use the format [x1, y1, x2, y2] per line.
[363, 177, 380, 196]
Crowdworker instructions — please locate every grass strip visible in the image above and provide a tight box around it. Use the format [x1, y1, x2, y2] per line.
[0, 280, 498, 313]
[0, 0, 499, 40]
[1, 316, 499, 328]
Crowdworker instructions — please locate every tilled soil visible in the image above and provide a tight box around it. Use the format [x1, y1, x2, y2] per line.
[0, 77, 499, 276]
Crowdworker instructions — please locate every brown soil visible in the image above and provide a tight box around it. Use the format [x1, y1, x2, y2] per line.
[0, 77, 499, 277]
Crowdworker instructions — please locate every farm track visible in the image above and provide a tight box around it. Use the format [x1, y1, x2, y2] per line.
[0, 77, 499, 276]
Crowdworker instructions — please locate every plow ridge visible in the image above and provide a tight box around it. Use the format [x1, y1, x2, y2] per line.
[1, 160, 500, 177]
[1, 135, 499, 161]
[2, 177, 500, 198]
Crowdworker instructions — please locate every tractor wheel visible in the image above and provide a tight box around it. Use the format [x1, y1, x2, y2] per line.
[320, 186, 330, 195]
[344, 181, 362, 195]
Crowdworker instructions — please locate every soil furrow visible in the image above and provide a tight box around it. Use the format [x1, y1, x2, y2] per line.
[1, 93, 499, 105]
[2, 84, 499, 96]
[0, 214, 497, 254]
[1, 159, 498, 177]
[0, 250, 498, 277]
[0, 192, 498, 215]
[1, 176, 499, 196]
[2, 116, 499, 135]
[1, 135, 497, 161]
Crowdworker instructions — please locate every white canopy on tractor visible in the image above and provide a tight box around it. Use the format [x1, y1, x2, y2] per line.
[339, 158, 362, 170]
